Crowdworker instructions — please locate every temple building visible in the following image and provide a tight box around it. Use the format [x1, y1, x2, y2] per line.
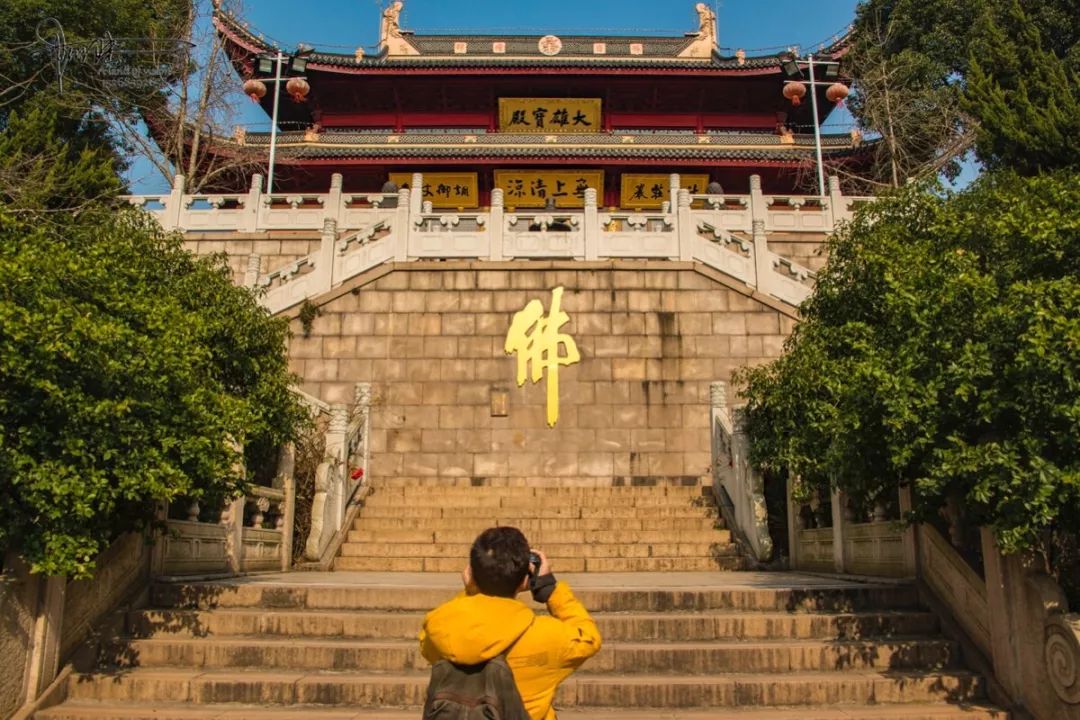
[213, 0, 867, 202]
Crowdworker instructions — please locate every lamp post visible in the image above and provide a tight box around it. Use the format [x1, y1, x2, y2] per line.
[781, 53, 847, 198]
[245, 50, 311, 194]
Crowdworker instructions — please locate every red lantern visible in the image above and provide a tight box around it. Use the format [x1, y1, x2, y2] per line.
[826, 82, 850, 105]
[286, 77, 310, 103]
[243, 78, 267, 103]
[783, 81, 807, 107]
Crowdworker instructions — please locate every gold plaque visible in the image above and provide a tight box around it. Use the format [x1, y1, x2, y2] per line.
[498, 98, 602, 133]
[494, 169, 603, 209]
[620, 174, 710, 210]
[389, 172, 479, 209]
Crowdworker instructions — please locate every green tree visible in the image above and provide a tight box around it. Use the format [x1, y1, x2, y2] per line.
[846, 0, 1080, 180]
[0, 179, 304, 577]
[739, 171, 1079, 554]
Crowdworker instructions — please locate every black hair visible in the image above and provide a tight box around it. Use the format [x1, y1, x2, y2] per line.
[469, 526, 530, 598]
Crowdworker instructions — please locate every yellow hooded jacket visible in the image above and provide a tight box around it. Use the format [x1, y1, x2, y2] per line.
[419, 581, 601, 720]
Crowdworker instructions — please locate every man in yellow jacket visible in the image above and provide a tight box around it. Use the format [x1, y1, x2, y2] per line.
[419, 526, 602, 720]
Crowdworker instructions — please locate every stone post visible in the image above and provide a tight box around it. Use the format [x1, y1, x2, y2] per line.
[221, 440, 245, 574]
[748, 174, 766, 231]
[750, 219, 770, 293]
[21, 571, 65, 705]
[244, 253, 262, 288]
[489, 189, 505, 261]
[326, 403, 350, 537]
[827, 175, 845, 231]
[676, 187, 694, 262]
[830, 487, 847, 573]
[583, 188, 599, 261]
[243, 174, 263, 232]
[162, 174, 185, 231]
[316, 218, 338, 296]
[277, 442, 296, 572]
[326, 173, 344, 227]
[898, 485, 917, 576]
[395, 187, 411, 262]
[786, 475, 800, 569]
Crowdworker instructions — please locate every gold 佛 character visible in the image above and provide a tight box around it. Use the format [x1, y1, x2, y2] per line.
[504, 286, 580, 427]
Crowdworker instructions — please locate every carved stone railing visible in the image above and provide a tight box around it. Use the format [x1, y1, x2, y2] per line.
[123, 172, 868, 315]
[159, 442, 296, 577]
[303, 383, 372, 565]
[787, 481, 916, 578]
[709, 382, 772, 563]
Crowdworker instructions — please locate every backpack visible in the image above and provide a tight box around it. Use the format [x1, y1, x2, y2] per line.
[421, 621, 534, 720]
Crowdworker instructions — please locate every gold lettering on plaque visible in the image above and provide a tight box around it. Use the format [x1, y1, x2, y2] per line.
[504, 287, 580, 427]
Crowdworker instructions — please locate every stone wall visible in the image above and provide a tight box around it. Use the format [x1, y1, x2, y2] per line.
[0, 558, 34, 718]
[182, 232, 321, 284]
[288, 261, 796, 484]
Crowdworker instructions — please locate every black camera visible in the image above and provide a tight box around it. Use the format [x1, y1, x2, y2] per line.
[528, 551, 542, 581]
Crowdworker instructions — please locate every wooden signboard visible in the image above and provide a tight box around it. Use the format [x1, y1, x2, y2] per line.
[619, 174, 710, 209]
[498, 98, 602, 133]
[389, 172, 479, 208]
[494, 169, 604, 209]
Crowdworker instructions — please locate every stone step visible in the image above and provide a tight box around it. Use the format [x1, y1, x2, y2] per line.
[332, 554, 743, 573]
[150, 580, 921, 613]
[35, 701, 1011, 720]
[126, 608, 940, 642]
[66, 668, 985, 707]
[344, 528, 732, 544]
[337, 541, 735, 559]
[354, 505, 717, 519]
[103, 637, 957, 674]
[371, 484, 708, 498]
[361, 494, 711, 510]
[353, 516, 722, 532]
[375, 476, 707, 488]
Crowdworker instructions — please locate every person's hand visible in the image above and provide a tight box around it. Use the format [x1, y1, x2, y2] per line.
[531, 549, 552, 577]
[462, 564, 478, 595]
[528, 549, 557, 604]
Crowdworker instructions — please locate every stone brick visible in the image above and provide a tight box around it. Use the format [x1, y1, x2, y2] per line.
[401, 453, 439, 477]
[476, 271, 510, 289]
[509, 271, 546, 289]
[315, 314, 343, 336]
[730, 335, 764, 358]
[423, 383, 458, 405]
[369, 452, 403, 477]
[323, 337, 356, 359]
[649, 452, 685, 476]
[612, 271, 643, 289]
[679, 312, 712, 335]
[455, 382, 490, 405]
[387, 382, 423, 405]
[579, 452, 614, 477]
[492, 290, 530, 313]
[290, 337, 323, 359]
[475, 313, 507, 336]
[377, 273, 410, 290]
[388, 336, 424, 359]
[473, 359, 508, 382]
[780, 315, 799, 335]
[455, 429, 492, 454]
[693, 335, 730, 358]
[474, 453, 509, 476]
[438, 453, 474, 477]
[386, 429, 422, 453]
[407, 313, 442, 336]
[762, 335, 787, 357]
[613, 406, 647, 428]
[627, 335, 662, 359]
[459, 292, 494, 312]
[680, 358, 714, 380]
[594, 336, 628, 358]
[404, 359, 441, 382]
[612, 358, 647, 381]
[447, 271, 477, 290]
[439, 406, 474, 429]
[425, 291, 462, 313]
[543, 270, 578, 288]
[357, 291, 393, 312]
[355, 337, 390, 358]
[379, 358, 408, 381]
[392, 292, 426, 313]
[575, 270, 611, 289]
[712, 313, 748, 335]
[342, 314, 374, 335]
[627, 290, 661, 312]
[542, 452, 579, 478]
[441, 314, 476, 335]
[339, 359, 373, 379]
[595, 428, 631, 452]
[318, 382, 353, 404]
[422, 337, 458, 359]
[373, 313, 409, 336]
[611, 313, 646, 335]
[746, 313, 781, 335]
[644, 272, 679, 289]
[630, 428, 666, 451]
[593, 381, 632, 405]
[578, 405, 613, 429]
[679, 270, 720, 289]
[728, 292, 762, 312]
[421, 430, 457, 453]
[409, 272, 443, 290]
[647, 405, 683, 428]
[579, 358, 612, 381]
[574, 313, 611, 335]
[440, 358, 476, 381]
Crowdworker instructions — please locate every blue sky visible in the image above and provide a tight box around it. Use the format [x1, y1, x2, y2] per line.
[128, 1, 866, 192]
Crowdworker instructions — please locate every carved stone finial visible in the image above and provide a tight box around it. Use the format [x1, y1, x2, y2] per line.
[380, 1, 420, 56]
[749, 175, 762, 192]
[677, 188, 692, 209]
[322, 218, 337, 235]
[329, 403, 348, 434]
[710, 381, 727, 409]
[584, 188, 598, 208]
[1046, 615, 1080, 703]
[491, 188, 504, 207]
[694, 3, 717, 42]
[233, 126, 247, 145]
[354, 382, 373, 407]
[250, 174, 264, 193]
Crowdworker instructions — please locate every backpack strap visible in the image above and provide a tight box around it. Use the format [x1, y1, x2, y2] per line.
[499, 616, 536, 659]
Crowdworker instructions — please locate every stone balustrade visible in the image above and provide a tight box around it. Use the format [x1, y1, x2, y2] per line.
[124, 173, 871, 314]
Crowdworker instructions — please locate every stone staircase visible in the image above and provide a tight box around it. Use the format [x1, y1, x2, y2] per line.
[334, 480, 742, 572]
[38, 571, 1004, 719]
[35, 481, 1007, 719]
